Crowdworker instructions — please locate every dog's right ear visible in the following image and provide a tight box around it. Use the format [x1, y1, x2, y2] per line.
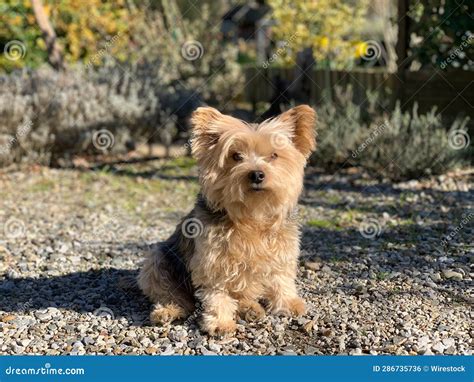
[190, 107, 223, 160]
[191, 107, 245, 160]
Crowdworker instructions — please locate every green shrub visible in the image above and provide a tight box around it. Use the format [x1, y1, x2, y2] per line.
[311, 87, 470, 180]
[359, 103, 470, 181]
[0, 65, 175, 167]
[311, 86, 368, 169]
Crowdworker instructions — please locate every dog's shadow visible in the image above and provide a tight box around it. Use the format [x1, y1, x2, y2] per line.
[0, 268, 152, 326]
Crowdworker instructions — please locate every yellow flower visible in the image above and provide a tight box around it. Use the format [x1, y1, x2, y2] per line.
[268, 0, 368, 68]
[354, 41, 367, 58]
[320, 36, 329, 49]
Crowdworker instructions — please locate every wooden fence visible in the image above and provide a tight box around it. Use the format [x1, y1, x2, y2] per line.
[242, 66, 474, 121]
[399, 70, 473, 119]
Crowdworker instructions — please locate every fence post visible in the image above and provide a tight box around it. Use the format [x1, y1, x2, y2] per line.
[395, 0, 410, 107]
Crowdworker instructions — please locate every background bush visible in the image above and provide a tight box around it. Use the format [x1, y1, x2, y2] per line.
[0, 63, 199, 167]
[359, 103, 470, 180]
[311, 87, 470, 180]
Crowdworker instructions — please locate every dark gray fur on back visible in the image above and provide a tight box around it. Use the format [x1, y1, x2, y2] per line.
[158, 194, 227, 299]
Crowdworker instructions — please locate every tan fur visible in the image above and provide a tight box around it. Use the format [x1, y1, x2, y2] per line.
[138, 105, 317, 335]
[150, 303, 188, 325]
[238, 300, 266, 322]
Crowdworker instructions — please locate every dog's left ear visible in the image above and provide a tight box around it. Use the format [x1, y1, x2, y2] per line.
[278, 105, 317, 159]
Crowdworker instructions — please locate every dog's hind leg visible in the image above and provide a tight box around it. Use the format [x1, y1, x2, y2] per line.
[138, 248, 194, 325]
[149, 302, 188, 325]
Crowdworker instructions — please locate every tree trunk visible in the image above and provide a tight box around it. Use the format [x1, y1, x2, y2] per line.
[31, 0, 64, 70]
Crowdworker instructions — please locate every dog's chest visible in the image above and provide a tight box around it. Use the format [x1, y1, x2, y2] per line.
[227, 228, 286, 259]
[191, 221, 299, 290]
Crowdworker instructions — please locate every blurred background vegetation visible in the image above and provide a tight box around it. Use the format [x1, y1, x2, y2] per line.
[0, 0, 472, 180]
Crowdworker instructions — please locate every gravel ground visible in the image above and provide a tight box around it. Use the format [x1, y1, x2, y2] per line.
[0, 159, 472, 355]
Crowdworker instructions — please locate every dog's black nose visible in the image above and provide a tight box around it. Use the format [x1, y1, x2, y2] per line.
[249, 170, 265, 184]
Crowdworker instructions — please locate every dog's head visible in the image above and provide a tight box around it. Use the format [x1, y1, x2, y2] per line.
[191, 106, 317, 222]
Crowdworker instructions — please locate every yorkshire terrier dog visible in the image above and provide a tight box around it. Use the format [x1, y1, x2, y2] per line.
[138, 105, 316, 335]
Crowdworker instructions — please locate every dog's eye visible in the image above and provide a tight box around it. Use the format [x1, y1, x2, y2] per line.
[271, 152, 278, 160]
[232, 152, 243, 161]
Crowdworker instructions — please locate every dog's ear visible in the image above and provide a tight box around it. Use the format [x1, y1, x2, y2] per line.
[278, 105, 317, 159]
[190, 107, 245, 160]
[190, 107, 224, 160]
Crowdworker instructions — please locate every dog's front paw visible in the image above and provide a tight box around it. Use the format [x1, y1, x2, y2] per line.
[287, 297, 306, 316]
[238, 300, 266, 322]
[272, 297, 306, 317]
[201, 315, 236, 336]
